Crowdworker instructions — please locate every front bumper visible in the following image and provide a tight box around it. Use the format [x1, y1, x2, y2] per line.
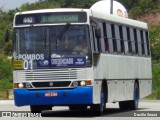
[14, 87, 93, 106]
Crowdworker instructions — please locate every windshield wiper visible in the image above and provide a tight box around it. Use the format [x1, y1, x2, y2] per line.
[55, 23, 71, 50]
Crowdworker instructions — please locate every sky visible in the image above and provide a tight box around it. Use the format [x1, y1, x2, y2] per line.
[0, 0, 38, 11]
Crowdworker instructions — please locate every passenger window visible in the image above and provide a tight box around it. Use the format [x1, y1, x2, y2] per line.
[134, 29, 138, 54]
[119, 26, 124, 53]
[140, 30, 145, 55]
[123, 27, 129, 54]
[127, 27, 132, 54]
[106, 23, 114, 53]
[111, 24, 117, 52]
[137, 30, 142, 56]
[130, 28, 136, 54]
[145, 31, 150, 56]
[143, 31, 148, 56]
[103, 23, 109, 52]
[115, 25, 121, 53]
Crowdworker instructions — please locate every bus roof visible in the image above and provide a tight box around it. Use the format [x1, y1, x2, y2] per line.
[15, 8, 90, 15]
[91, 10, 148, 29]
[14, 8, 147, 29]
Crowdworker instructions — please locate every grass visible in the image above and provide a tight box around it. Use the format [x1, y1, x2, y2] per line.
[145, 91, 157, 100]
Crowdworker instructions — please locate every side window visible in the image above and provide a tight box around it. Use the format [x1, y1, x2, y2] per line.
[92, 27, 98, 52]
[143, 31, 148, 56]
[106, 23, 114, 53]
[98, 22, 104, 52]
[119, 26, 124, 53]
[91, 20, 102, 53]
[134, 29, 138, 54]
[115, 25, 121, 53]
[111, 24, 117, 52]
[127, 27, 132, 54]
[130, 28, 136, 54]
[140, 30, 145, 55]
[103, 23, 109, 52]
[137, 29, 142, 56]
[123, 27, 129, 54]
[146, 31, 150, 56]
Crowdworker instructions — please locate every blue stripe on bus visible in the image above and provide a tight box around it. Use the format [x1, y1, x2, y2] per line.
[14, 87, 93, 106]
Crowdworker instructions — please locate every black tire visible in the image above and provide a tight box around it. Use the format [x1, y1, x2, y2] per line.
[69, 106, 78, 111]
[91, 85, 105, 116]
[69, 105, 87, 111]
[78, 105, 87, 111]
[119, 101, 130, 110]
[130, 83, 139, 110]
[30, 105, 52, 113]
[119, 83, 139, 110]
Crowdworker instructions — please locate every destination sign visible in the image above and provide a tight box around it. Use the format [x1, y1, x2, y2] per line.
[37, 57, 86, 68]
[41, 15, 78, 23]
[15, 12, 87, 25]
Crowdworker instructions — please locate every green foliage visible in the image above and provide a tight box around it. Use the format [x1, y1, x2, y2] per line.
[19, 0, 97, 11]
[0, 55, 12, 90]
[152, 61, 160, 99]
[3, 40, 12, 56]
[117, 0, 160, 18]
[150, 25, 160, 61]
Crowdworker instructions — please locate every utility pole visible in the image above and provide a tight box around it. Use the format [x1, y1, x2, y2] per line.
[97, 0, 113, 14]
[110, 0, 113, 14]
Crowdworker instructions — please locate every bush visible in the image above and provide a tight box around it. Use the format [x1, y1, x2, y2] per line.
[0, 55, 13, 91]
[152, 61, 160, 99]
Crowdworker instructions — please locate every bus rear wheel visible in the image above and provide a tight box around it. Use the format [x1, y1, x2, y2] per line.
[30, 105, 52, 113]
[130, 83, 139, 110]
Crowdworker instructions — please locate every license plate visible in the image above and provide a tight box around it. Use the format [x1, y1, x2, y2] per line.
[45, 92, 58, 97]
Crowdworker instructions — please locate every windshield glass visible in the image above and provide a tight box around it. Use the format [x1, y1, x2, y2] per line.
[13, 25, 92, 69]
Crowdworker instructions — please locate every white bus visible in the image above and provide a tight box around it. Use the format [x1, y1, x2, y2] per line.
[12, 0, 152, 115]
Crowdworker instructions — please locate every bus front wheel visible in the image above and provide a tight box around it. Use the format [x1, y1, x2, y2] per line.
[91, 84, 105, 116]
[69, 105, 87, 111]
[30, 105, 52, 113]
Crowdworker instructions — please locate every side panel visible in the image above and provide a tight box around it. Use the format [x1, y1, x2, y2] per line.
[93, 54, 152, 103]
[93, 80, 102, 104]
[107, 80, 134, 102]
[139, 80, 152, 98]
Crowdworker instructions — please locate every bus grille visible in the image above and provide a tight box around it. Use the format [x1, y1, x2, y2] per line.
[15, 68, 86, 81]
[32, 81, 71, 88]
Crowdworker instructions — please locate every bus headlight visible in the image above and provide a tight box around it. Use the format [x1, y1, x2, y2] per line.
[72, 81, 79, 87]
[25, 83, 32, 88]
[71, 80, 92, 87]
[80, 81, 86, 86]
[18, 83, 24, 88]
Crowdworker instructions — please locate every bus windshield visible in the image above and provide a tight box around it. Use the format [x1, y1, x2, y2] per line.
[13, 25, 92, 69]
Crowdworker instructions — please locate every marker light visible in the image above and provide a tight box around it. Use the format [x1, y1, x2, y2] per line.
[86, 80, 92, 86]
